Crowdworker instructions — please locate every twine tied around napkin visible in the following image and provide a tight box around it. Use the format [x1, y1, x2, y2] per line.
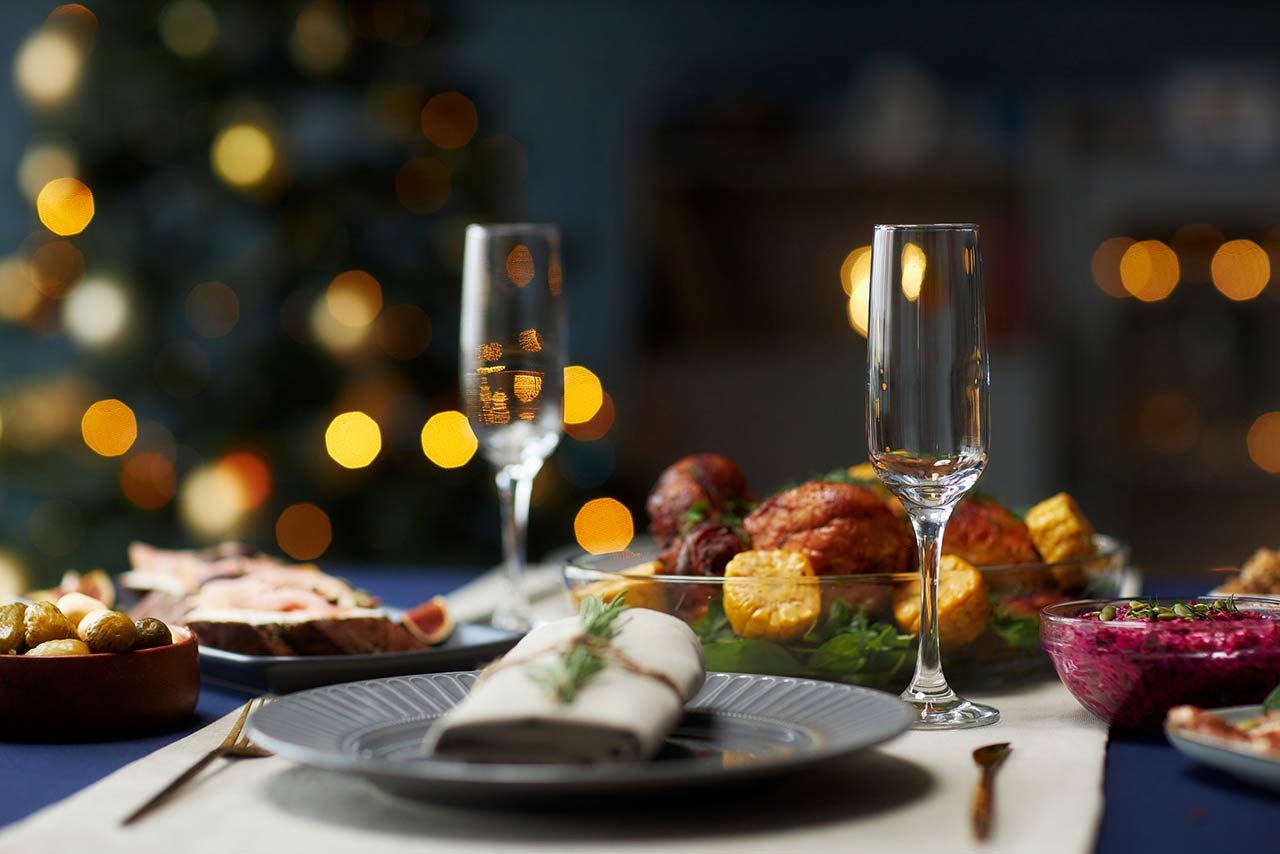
[476, 594, 686, 704]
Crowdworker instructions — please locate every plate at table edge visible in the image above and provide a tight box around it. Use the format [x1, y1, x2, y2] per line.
[197, 618, 522, 694]
[246, 670, 915, 804]
[1165, 705, 1280, 792]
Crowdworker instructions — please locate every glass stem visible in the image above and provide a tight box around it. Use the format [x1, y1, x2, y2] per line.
[905, 506, 957, 705]
[492, 467, 536, 631]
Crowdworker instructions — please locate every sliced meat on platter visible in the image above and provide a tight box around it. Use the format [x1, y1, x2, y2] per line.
[123, 542, 451, 656]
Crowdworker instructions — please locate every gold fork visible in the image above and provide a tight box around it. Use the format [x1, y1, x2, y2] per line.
[122, 696, 274, 825]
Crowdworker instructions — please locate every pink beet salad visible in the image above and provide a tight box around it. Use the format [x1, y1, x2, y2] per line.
[1041, 597, 1280, 731]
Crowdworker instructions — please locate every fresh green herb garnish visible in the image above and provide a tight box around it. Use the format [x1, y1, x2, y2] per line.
[1263, 683, 1280, 714]
[1092, 596, 1241, 622]
[530, 594, 628, 704]
[679, 500, 711, 535]
[988, 602, 1041, 650]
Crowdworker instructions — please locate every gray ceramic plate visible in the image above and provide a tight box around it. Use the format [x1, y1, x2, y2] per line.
[247, 671, 914, 804]
[199, 622, 521, 694]
[1166, 705, 1280, 792]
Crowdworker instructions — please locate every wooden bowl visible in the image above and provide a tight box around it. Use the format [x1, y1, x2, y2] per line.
[0, 627, 200, 740]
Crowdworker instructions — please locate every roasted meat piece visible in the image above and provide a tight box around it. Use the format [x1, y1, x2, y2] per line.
[943, 496, 1040, 567]
[743, 481, 913, 575]
[646, 453, 752, 547]
[671, 522, 748, 577]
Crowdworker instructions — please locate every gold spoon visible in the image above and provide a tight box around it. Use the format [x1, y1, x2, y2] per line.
[971, 742, 1011, 841]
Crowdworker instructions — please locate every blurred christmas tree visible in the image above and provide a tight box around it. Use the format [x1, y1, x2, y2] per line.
[0, 0, 550, 589]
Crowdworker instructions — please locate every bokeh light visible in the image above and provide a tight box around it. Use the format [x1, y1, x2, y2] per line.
[14, 28, 83, 108]
[81, 399, 138, 457]
[36, 177, 94, 236]
[29, 239, 83, 298]
[374, 303, 432, 359]
[573, 498, 635, 554]
[901, 242, 926, 301]
[394, 156, 450, 213]
[563, 365, 604, 425]
[1171, 223, 1224, 284]
[1137, 391, 1201, 455]
[181, 463, 249, 539]
[420, 92, 478, 149]
[0, 551, 29, 598]
[186, 281, 240, 337]
[276, 503, 332, 560]
[1210, 239, 1270, 301]
[1, 376, 91, 451]
[1247, 412, 1280, 474]
[1091, 236, 1133, 298]
[565, 391, 615, 441]
[326, 270, 382, 327]
[211, 123, 276, 189]
[421, 411, 477, 468]
[839, 245, 871, 298]
[506, 244, 535, 286]
[290, 1, 350, 74]
[62, 276, 130, 349]
[160, 0, 219, 58]
[1120, 240, 1180, 302]
[310, 294, 368, 353]
[120, 452, 178, 510]
[18, 142, 77, 202]
[0, 256, 43, 321]
[218, 451, 271, 509]
[325, 411, 382, 468]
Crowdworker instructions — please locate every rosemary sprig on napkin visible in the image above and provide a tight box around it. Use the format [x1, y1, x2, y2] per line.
[531, 594, 629, 704]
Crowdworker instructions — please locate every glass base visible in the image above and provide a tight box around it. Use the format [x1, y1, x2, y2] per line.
[902, 692, 1001, 730]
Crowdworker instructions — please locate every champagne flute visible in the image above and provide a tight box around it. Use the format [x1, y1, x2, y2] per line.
[865, 223, 999, 729]
[461, 224, 566, 632]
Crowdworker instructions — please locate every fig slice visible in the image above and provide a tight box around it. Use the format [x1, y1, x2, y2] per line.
[402, 596, 455, 645]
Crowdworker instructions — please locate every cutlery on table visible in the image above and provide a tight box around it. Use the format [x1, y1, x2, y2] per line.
[971, 742, 1011, 841]
[122, 696, 273, 826]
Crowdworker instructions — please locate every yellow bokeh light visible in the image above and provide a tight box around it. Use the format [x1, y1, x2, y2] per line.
[62, 276, 130, 349]
[211, 123, 276, 189]
[420, 410, 478, 468]
[310, 294, 368, 353]
[180, 463, 250, 539]
[506, 244, 535, 286]
[18, 142, 77, 202]
[276, 503, 332, 560]
[901, 242, 926, 301]
[563, 365, 604, 425]
[185, 280, 239, 337]
[421, 92, 478, 149]
[574, 498, 635, 555]
[290, 1, 350, 75]
[1120, 240, 1180, 302]
[325, 411, 382, 469]
[1247, 412, 1280, 474]
[565, 391, 615, 442]
[839, 245, 871, 298]
[0, 550, 29, 599]
[81, 399, 138, 457]
[326, 269, 382, 327]
[1211, 239, 1270, 301]
[848, 278, 870, 337]
[36, 177, 94, 236]
[159, 0, 219, 58]
[14, 28, 82, 108]
[219, 450, 271, 508]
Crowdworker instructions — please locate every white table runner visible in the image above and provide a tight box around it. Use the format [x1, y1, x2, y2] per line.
[0, 570, 1107, 854]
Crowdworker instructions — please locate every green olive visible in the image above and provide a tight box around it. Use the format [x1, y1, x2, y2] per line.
[132, 617, 172, 650]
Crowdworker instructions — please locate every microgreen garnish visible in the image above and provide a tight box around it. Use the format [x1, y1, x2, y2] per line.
[530, 594, 628, 704]
[1091, 596, 1242, 622]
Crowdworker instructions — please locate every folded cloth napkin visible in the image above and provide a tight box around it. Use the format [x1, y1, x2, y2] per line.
[425, 605, 705, 763]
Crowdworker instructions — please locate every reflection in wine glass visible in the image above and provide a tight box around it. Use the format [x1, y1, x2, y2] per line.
[866, 223, 999, 730]
[460, 224, 566, 631]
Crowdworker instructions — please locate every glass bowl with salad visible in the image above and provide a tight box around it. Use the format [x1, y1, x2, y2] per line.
[561, 453, 1128, 692]
[1042, 596, 1280, 731]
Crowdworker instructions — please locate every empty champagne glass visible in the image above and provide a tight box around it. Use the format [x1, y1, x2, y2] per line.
[865, 223, 999, 729]
[461, 224, 566, 631]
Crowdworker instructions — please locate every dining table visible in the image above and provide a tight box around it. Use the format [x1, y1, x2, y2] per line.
[1, 566, 1276, 853]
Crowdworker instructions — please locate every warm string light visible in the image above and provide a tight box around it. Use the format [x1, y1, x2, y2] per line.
[563, 365, 603, 425]
[574, 498, 634, 554]
[421, 411, 477, 468]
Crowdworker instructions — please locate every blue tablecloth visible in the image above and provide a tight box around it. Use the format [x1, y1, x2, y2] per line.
[2, 568, 1277, 849]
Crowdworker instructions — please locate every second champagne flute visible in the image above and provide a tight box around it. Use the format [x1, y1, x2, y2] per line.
[865, 223, 999, 729]
[460, 223, 566, 632]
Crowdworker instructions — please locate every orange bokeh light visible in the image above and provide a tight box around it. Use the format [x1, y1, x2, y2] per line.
[1211, 239, 1270, 301]
[120, 451, 177, 510]
[420, 92, 478, 149]
[36, 177, 94, 236]
[218, 451, 272, 508]
[276, 503, 332, 560]
[574, 498, 635, 555]
[81, 399, 138, 457]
